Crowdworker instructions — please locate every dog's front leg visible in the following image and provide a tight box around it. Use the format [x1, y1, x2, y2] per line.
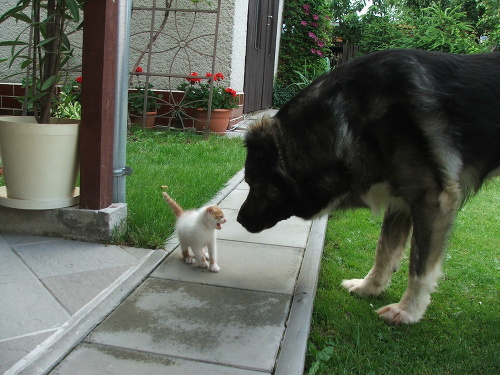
[342, 205, 412, 296]
[377, 186, 459, 325]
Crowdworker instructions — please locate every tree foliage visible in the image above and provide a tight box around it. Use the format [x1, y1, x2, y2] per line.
[332, 0, 500, 54]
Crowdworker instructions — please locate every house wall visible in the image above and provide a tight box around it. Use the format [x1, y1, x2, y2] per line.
[0, 1, 282, 117]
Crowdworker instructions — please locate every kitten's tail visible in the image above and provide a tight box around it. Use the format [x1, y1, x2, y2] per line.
[162, 191, 184, 218]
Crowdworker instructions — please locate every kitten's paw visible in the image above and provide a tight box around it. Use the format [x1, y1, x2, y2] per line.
[341, 278, 383, 297]
[209, 263, 220, 273]
[377, 304, 420, 325]
[184, 257, 196, 265]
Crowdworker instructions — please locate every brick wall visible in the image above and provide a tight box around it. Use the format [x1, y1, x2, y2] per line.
[0, 83, 245, 126]
[0, 83, 24, 116]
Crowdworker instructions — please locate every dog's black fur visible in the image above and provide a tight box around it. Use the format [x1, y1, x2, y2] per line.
[237, 49, 500, 324]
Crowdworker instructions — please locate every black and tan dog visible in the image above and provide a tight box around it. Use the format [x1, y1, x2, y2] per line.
[237, 49, 500, 325]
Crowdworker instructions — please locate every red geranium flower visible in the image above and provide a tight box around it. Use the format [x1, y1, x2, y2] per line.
[135, 66, 143, 73]
[215, 72, 225, 81]
[187, 72, 202, 85]
[225, 88, 237, 97]
[75, 76, 83, 83]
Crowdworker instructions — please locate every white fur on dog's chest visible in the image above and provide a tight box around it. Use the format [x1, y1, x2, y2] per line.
[361, 182, 403, 215]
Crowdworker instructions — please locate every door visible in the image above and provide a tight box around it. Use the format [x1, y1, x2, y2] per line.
[243, 0, 279, 113]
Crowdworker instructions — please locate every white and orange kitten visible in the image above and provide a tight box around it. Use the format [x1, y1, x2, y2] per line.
[162, 192, 226, 272]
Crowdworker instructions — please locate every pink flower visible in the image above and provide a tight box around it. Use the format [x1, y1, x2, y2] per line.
[313, 14, 319, 20]
[302, 4, 310, 14]
[311, 22, 318, 27]
[308, 31, 317, 40]
[311, 48, 317, 54]
[301, 21, 308, 26]
[317, 40, 324, 47]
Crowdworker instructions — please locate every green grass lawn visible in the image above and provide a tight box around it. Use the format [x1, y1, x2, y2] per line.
[305, 178, 500, 374]
[124, 128, 246, 248]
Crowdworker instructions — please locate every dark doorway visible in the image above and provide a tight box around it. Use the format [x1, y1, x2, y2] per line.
[243, 0, 279, 113]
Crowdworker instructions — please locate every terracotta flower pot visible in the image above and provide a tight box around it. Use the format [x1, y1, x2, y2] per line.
[130, 111, 157, 129]
[193, 109, 231, 135]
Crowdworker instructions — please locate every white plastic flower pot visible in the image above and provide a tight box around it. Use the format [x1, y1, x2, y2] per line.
[0, 116, 80, 209]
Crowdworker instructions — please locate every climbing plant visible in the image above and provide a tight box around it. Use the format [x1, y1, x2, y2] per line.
[276, 0, 332, 86]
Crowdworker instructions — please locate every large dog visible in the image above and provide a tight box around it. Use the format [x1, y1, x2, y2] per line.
[237, 49, 500, 325]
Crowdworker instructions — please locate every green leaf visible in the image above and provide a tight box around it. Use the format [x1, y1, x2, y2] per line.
[65, 0, 81, 23]
[37, 37, 58, 47]
[0, 41, 28, 46]
[41, 76, 57, 91]
[0, 5, 30, 24]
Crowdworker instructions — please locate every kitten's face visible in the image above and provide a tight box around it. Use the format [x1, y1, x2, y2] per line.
[207, 206, 226, 230]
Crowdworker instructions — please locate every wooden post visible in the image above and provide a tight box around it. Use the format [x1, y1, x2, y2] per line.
[79, 0, 118, 209]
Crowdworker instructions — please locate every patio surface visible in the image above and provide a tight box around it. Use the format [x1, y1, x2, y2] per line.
[1, 168, 327, 375]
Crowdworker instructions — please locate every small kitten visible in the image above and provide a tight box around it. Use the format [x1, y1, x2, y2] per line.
[162, 191, 226, 272]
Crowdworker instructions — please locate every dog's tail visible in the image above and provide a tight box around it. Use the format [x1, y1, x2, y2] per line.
[162, 190, 184, 218]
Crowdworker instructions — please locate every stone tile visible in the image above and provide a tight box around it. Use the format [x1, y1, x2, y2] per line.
[13, 240, 139, 278]
[152, 240, 304, 294]
[236, 181, 249, 190]
[42, 265, 134, 314]
[0, 279, 69, 340]
[0, 245, 34, 284]
[0, 232, 59, 246]
[86, 279, 290, 372]
[120, 246, 153, 260]
[218, 189, 248, 210]
[0, 330, 53, 374]
[218, 209, 312, 248]
[52, 343, 266, 375]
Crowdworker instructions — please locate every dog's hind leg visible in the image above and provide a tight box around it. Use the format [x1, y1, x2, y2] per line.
[342, 204, 412, 296]
[377, 184, 460, 325]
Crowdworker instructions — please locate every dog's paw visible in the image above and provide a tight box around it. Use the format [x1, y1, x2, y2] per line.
[184, 257, 196, 265]
[341, 278, 382, 297]
[209, 263, 220, 273]
[203, 251, 210, 261]
[377, 304, 420, 325]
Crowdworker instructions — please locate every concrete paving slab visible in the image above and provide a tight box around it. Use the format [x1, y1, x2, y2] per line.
[0, 233, 59, 246]
[13, 240, 139, 278]
[51, 343, 266, 375]
[0, 279, 69, 339]
[0, 245, 35, 284]
[152, 239, 304, 294]
[0, 330, 54, 374]
[218, 208, 312, 248]
[218, 188, 248, 210]
[42, 265, 135, 314]
[86, 278, 290, 372]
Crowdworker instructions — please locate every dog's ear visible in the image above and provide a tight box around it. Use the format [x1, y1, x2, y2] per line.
[244, 116, 281, 172]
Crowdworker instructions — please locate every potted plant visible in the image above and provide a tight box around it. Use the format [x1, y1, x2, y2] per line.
[0, 0, 84, 210]
[128, 67, 162, 129]
[177, 72, 238, 135]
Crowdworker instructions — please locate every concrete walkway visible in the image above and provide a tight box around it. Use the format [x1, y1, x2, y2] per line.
[0, 170, 327, 375]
